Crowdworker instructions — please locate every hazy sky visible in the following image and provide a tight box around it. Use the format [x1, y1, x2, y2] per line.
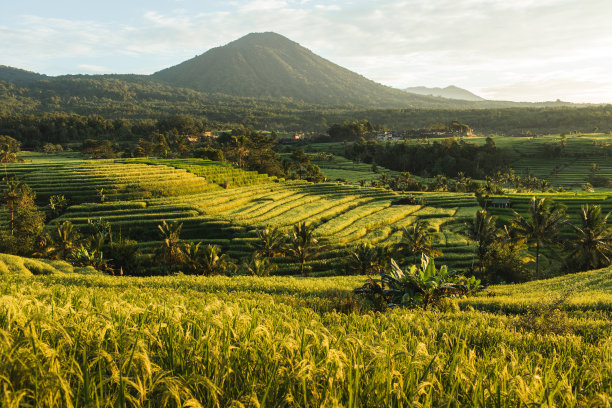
[2, 0, 611, 103]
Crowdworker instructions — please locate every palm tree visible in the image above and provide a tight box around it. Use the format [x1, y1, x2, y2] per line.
[231, 134, 250, 168]
[182, 241, 203, 274]
[396, 219, 441, 265]
[511, 196, 567, 278]
[0, 149, 17, 178]
[567, 205, 612, 271]
[155, 220, 183, 265]
[242, 257, 277, 277]
[345, 242, 392, 275]
[250, 226, 285, 258]
[287, 222, 320, 276]
[464, 209, 498, 272]
[200, 244, 233, 276]
[52, 221, 80, 260]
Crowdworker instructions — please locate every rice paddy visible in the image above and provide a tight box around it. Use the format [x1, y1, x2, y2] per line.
[0, 254, 609, 407]
[1, 143, 612, 406]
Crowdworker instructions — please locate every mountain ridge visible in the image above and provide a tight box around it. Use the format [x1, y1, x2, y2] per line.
[151, 32, 468, 108]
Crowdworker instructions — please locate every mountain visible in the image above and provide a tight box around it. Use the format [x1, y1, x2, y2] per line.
[403, 85, 485, 101]
[152, 32, 468, 108]
[0, 66, 48, 86]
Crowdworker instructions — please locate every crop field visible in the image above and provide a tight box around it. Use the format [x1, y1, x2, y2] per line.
[486, 192, 612, 224]
[0, 254, 610, 406]
[321, 133, 612, 188]
[310, 154, 399, 185]
[118, 158, 278, 187]
[0, 153, 479, 273]
[5, 148, 612, 275]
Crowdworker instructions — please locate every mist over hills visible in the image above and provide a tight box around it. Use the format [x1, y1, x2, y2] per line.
[403, 85, 485, 102]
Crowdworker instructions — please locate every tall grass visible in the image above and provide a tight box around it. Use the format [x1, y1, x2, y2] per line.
[0, 270, 610, 406]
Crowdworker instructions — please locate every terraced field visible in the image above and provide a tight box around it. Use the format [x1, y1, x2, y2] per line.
[4, 153, 480, 274]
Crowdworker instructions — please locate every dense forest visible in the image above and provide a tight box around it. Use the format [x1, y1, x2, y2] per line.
[1, 73, 612, 136]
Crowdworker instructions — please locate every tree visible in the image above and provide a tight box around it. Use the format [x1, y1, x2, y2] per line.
[345, 242, 392, 275]
[250, 226, 285, 259]
[0, 180, 45, 255]
[51, 221, 80, 260]
[511, 197, 567, 278]
[396, 219, 441, 265]
[199, 244, 233, 276]
[463, 209, 498, 272]
[566, 205, 612, 271]
[48, 194, 69, 218]
[242, 257, 277, 277]
[155, 221, 183, 265]
[287, 222, 320, 276]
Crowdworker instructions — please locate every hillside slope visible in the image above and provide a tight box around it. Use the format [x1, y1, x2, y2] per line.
[0, 65, 48, 86]
[153, 32, 467, 108]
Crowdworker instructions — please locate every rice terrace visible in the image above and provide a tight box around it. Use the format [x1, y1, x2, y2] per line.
[1, 2, 612, 406]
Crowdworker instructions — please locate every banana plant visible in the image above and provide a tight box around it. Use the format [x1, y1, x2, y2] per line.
[356, 254, 471, 310]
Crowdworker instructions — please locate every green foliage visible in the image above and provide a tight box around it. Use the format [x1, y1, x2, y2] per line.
[198, 243, 234, 276]
[287, 222, 321, 276]
[241, 257, 277, 277]
[463, 209, 498, 272]
[344, 242, 392, 275]
[48, 194, 68, 218]
[154, 220, 183, 266]
[566, 204, 612, 271]
[355, 255, 470, 310]
[0, 179, 45, 255]
[511, 196, 567, 278]
[396, 219, 442, 265]
[250, 225, 286, 258]
[347, 137, 509, 179]
[49, 220, 80, 260]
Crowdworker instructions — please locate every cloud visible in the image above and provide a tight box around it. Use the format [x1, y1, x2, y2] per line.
[78, 64, 110, 73]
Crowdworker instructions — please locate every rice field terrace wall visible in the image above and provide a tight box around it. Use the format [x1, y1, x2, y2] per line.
[118, 158, 278, 187]
[52, 177, 480, 274]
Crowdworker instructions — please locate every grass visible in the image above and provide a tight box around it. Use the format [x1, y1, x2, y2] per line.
[0, 260, 610, 406]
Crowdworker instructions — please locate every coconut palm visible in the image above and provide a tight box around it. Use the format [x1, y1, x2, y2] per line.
[287, 222, 320, 276]
[345, 242, 392, 276]
[250, 225, 285, 258]
[511, 196, 567, 278]
[181, 241, 204, 274]
[200, 244, 233, 276]
[242, 257, 277, 277]
[396, 219, 441, 265]
[52, 221, 80, 260]
[567, 205, 612, 271]
[464, 209, 498, 272]
[155, 220, 183, 265]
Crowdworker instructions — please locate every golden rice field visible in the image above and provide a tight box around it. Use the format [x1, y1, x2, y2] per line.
[0, 254, 610, 407]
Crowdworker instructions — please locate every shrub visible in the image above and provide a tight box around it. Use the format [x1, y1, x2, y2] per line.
[355, 255, 474, 310]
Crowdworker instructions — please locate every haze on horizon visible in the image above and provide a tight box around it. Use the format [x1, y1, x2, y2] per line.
[1, 0, 611, 104]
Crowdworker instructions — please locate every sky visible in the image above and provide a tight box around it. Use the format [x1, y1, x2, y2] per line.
[1, 0, 611, 103]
